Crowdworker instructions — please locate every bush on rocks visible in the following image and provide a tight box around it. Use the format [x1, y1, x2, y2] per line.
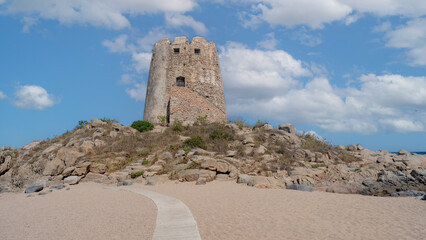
[131, 120, 154, 132]
[130, 171, 144, 179]
[209, 129, 234, 141]
[183, 136, 206, 149]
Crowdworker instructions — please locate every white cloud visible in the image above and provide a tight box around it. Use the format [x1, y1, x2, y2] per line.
[136, 28, 169, 51]
[241, 0, 426, 29]
[165, 13, 208, 35]
[126, 83, 147, 102]
[4, 0, 197, 30]
[220, 42, 311, 100]
[380, 119, 424, 132]
[220, 44, 426, 134]
[384, 18, 426, 66]
[132, 52, 151, 73]
[246, 0, 352, 29]
[13, 85, 56, 110]
[21, 16, 37, 33]
[292, 29, 322, 47]
[119, 74, 136, 85]
[257, 32, 278, 50]
[102, 30, 170, 102]
[0, 91, 6, 99]
[102, 34, 130, 53]
[341, 0, 426, 18]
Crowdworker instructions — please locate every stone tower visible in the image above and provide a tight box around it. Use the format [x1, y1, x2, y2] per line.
[143, 36, 226, 125]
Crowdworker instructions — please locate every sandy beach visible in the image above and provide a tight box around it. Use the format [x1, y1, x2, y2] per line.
[1, 181, 425, 240]
[0, 183, 156, 240]
[140, 181, 426, 240]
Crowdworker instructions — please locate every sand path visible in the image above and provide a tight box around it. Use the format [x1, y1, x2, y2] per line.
[118, 186, 201, 240]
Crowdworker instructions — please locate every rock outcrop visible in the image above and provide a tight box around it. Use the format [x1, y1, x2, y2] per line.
[1, 118, 425, 199]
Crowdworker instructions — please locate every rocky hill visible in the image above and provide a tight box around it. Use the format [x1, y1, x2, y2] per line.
[1, 119, 425, 197]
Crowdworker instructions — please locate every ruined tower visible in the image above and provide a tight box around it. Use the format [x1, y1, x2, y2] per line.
[143, 36, 226, 125]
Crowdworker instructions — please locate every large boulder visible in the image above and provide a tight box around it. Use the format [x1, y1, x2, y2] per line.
[146, 174, 169, 185]
[89, 163, 107, 174]
[72, 162, 91, 176]
[178, 169, 216, 182]
[278, 123, 297, 134]
[62, 167, 76, 177]
[63, 176, 82, 185]
[237, 174, 250, 184]
[246, 176, 283, 188]
[81, 173, 108, 183]
[200, 158, 229, 173]
[43, 158, 65, 176]
[56, 148, 84, 167]
[25, 183, 44, 193]
[0, 155, 12, 175]
[91, 118, 106, 128]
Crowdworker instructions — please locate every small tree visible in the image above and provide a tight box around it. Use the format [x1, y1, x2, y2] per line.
[131, 120, 154, 132]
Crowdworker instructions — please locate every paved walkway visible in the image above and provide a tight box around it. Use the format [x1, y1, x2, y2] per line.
[116, 187, 202, 240]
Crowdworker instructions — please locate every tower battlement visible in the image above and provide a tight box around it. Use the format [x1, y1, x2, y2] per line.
[143, 36, 226, 125]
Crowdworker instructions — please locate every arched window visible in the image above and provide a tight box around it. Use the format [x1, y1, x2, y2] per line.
[176, 77, 185, 87]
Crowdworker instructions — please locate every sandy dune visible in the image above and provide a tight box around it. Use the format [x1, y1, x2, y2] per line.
[1, 181, 425, 240]
[139, 181, 426, 240]
[0, 183, 156, 240]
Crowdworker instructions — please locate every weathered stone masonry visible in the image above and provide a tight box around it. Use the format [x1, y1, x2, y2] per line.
[143, 36, 226, 125]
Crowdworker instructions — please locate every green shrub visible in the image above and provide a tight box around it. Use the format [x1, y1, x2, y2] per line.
[141, 159, 149, 165]
[301, 134, 332, 153]
[157, 116, 168, 126]
[172, 120, 183, 132]
[131, 120, 154, 132]
[137, 149, 150, 157]
[311, 163, 327, 168]
[229, 119, 249, 130]
[196, 115, 208, 125]
[130, 171, 144, 179]
[183, 136, 206, 149]
[74, 120, 88, 130]
[183, 146, 191, 154]
[100, 118, 119, 123]
[209, 129, 234, 141]
[252, 120, 267, 129]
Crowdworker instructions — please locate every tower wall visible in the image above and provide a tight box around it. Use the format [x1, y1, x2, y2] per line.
[144, 36, 226, 124]
[143, 39, 171, 123]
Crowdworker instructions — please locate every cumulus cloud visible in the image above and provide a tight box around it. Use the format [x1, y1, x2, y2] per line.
[241, 0, 426, 28]
[13, 85, 56, 110]
[126, 83, 147, 102]
[0, 90, 6, 99]
[220, 44, 426, 134]
[102, 35, 130, 53]
[384, 18, 426, 66]
[220, 42, 311, 100]
[3, 0, 197, 30]
[341, 0, 426, 18]
[243, 0, 352, 29]
[257, 32, 278, 50]
[165, 13, 208, 35]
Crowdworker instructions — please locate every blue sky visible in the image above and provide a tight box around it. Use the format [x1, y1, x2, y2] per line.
[0, 0, 425, 151]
